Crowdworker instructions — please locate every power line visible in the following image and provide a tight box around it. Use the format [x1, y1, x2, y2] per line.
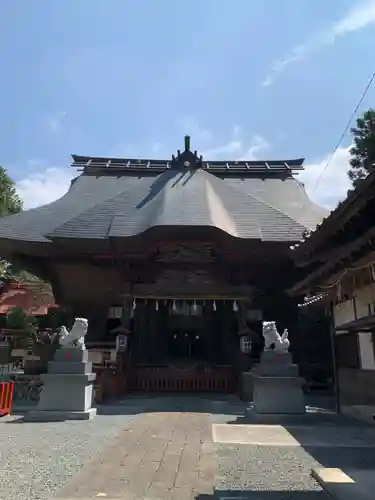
[312, 70, 375, 194]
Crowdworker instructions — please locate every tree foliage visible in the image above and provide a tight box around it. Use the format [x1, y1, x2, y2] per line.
[348, 108, 375, 187]
[0, 168, 23, 280]
[0, 168, 47, 289]
[5, 307, 37, 335]
[0, 166, 22, 216]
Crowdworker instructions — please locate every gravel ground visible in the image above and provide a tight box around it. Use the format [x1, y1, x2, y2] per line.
[215, 443, 329, 499]
[0, 413, 135, 500]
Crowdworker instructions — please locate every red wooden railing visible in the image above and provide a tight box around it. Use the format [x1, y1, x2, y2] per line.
[131, 367, 236, 392]
[0, 381, 15, 416]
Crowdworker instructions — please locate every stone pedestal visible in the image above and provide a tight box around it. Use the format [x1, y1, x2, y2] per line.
[252, 351, 305, 415]
[24, 348, 97, 422]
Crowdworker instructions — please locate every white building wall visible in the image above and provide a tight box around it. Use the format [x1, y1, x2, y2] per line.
[333, 282, 375, 328]
[358, 332, 375, 370]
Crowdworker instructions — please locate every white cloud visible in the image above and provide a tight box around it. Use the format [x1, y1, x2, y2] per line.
[46, 111, 68, 133]
[202, 129, 270, 160]
[301, 146, 353, 209]
[263, 0, 375, 86]
[16, 167, 76, 209]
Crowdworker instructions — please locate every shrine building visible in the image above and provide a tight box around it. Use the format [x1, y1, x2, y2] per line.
[289, 168, 375, 409]
[0, 137, 326, 392]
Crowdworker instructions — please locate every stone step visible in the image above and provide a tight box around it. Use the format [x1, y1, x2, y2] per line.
[312, 467, 375, 500]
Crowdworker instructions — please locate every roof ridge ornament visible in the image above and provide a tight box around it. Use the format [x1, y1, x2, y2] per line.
[171, 135, 203, 169]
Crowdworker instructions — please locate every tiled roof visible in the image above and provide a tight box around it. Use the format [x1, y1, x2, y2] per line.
[0, 153, 327, 247]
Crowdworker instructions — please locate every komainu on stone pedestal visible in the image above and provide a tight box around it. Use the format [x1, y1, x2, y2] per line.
[262, 321, 290, 353]
[59, 317, 88, 350]
[24, 317, 96, 422]
[251, 321, 305, 415]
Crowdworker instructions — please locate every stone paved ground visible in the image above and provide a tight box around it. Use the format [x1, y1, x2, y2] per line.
[56, 410, 216, 499]
[2, 394, 375, 500]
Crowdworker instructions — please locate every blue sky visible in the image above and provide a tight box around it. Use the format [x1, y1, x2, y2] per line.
[1, 0, 375, 209]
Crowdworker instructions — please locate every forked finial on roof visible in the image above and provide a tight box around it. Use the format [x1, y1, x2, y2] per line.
[184, 135, 191, 152]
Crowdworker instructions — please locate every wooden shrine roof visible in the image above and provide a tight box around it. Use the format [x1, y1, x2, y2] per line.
[289, 168, 375, 295]
[0, 138, 327, 258]
[72, 154, 305, 176]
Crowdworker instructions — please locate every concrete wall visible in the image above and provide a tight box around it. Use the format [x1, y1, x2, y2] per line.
[358, 332, 375, 370]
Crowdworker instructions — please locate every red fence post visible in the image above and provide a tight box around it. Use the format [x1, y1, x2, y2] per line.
[0, 381, 15, 416]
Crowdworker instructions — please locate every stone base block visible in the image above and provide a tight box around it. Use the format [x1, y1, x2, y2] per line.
[24, 407, 97, 422]
[253, 375, 306, 414]
[261, 351, 293, 364]
[255, 363, 299, 377]
[37, 375, 95, 412]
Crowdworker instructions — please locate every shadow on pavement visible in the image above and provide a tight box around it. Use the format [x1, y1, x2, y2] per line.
[8, 393, 248, 422]
[226, 403, 375, 481]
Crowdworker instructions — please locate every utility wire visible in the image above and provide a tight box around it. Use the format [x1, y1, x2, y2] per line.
[311, 70, 375, 194]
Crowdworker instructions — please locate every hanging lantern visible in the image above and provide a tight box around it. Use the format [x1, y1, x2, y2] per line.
[233, 300, 238, 312]
[132, 298, 136, 310]
[155, 300, 159, 311]
[164, 299, 168, 306]
[192, 300, 197, 313]
[213, 300, 216, 311]
[172, 300, 177, 312]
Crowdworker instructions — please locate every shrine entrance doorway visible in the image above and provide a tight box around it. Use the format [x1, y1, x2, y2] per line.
[167, 301, 206, 363]
[129, 299, 239, 392]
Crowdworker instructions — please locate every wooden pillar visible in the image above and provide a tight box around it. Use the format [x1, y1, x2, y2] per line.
[148, 302, 159, 363]
[203, 302, 214, 363]
[158, 302, 170, 363]
[220, 301, 238, 365]
[132, 301, 150, 364]
[121, 298, 132, 329]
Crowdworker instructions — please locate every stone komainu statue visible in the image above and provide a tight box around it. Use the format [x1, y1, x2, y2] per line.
[59, 317, 88, 350]
[262, 321, 290, 353]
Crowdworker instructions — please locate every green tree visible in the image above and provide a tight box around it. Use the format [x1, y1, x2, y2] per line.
[5, 307, 37, 336]
[348, 108, 375, 187]
[0, 166, 23, 216]
[0, 167, 23, 279]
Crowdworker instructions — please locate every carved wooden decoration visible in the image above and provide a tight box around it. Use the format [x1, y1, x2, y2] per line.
[132, 268, 254, 297]
[154, 244, 215, 263]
